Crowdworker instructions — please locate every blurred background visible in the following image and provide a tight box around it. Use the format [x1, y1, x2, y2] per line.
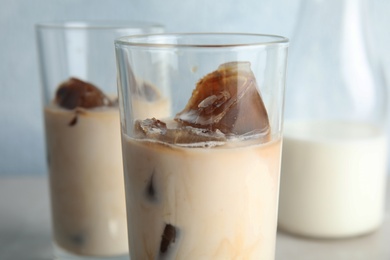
[0, 0, 389, 175]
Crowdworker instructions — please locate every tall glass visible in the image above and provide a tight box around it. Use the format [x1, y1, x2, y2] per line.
[115, 33, 289, 260]
[36, 21, 163, 260]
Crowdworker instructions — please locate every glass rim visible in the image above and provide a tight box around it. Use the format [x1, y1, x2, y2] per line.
[115, 32, 289, 48]
[35, 20, 164, 31]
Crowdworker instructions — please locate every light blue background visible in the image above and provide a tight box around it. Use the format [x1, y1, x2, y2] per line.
[0, 0, 389, 175]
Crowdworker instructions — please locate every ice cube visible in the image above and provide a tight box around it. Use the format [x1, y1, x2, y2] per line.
[127, 67, 162, 102]
[160, 224, 177, 254]
[175, 62, 270, 137]
[134, 81, 161, 102]
[145, 171, 157, 202]
[55, 77, 112, 109]
[134, 118, 226, 146]
[135, 118, 168, 139]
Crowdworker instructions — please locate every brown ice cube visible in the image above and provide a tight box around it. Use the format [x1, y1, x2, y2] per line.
[133, 81, 161, 102]
[135, 118, 168, 139]
[55, 77, 112, 109]
[127, 66, 162, 102]
[134, 118, 226, 146]
[175, 62, 270, 137]
[160, 224, 177, 254]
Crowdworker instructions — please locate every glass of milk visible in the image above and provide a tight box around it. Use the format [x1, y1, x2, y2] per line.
[278, 0, 388, 238]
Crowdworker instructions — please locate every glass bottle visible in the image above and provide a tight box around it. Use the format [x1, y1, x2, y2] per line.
[278, 0, 388, 238]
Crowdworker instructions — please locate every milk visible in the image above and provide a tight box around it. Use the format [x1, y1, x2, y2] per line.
[45, 106, 128, 256]
[44, 94, 171, 256]
[123, 134, 282, 259]
[278, 120, 388, 238]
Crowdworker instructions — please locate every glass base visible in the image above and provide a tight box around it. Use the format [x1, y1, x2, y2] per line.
[53, 244, 130, 260]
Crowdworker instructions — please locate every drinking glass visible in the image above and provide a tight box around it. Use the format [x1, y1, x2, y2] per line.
[36, 20, 163, 260]
[115, 33, 289, 260]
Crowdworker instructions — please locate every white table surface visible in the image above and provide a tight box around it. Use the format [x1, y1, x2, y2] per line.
[0, 176, 389, 260]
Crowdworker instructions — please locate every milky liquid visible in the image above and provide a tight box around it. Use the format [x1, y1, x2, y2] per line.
[123, 135, 282, 260]
[44, 96, 171, 257]
[45, 106, 128, 256]
[278, 121, 388, 238]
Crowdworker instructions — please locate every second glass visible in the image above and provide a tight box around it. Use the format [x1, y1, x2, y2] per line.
[36, 21, 163, 259]
[115, 33, 289, 259]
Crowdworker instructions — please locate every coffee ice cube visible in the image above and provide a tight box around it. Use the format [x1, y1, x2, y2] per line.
[134, 118, 226, 146]
[145, 172, 157, 202]
[160, 224, 177, 254]
[134, 81, 162, 102]
[175, 62, 270, 137]
[55, 77, 112, 109]
[126, 66, 162, 102]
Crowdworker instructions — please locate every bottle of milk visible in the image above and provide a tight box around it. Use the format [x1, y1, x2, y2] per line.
[278, 0, 388, 238]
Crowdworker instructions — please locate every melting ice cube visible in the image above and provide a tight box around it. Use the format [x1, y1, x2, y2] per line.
[55, 77, 112, 109]
[134, 118, 226, 146]
[175, 62, 270, 137]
